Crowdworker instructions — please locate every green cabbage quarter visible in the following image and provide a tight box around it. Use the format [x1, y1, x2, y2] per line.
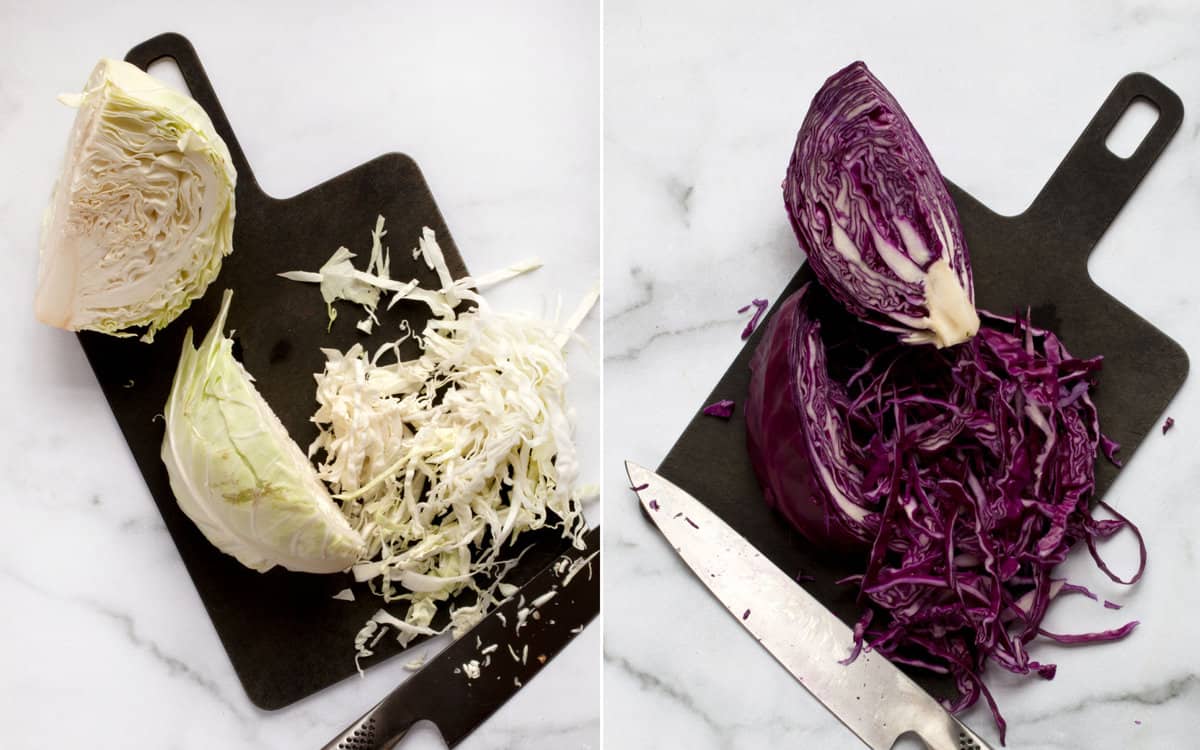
[35, 59, 236, 342]
[162, 290, 365, 574]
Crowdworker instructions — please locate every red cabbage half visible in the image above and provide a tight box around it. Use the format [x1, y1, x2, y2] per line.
[745, 283, 1144, 743]
[784, 62, 980, 348]
[745, 284, 880, 549]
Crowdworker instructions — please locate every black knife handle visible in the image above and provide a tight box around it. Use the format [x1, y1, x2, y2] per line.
[321, 702, 408, 750]
[320, 686, 423, 750]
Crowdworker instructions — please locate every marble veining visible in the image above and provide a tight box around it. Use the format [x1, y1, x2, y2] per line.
[0, 2, 600, 749]
[605, 0, 1200, 748]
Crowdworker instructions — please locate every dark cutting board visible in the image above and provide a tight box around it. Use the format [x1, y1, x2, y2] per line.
[78, 33, 572, 710]
[659, 73, 1187, 700]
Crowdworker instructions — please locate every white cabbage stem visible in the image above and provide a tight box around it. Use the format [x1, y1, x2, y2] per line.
[911, 258, 981, 348]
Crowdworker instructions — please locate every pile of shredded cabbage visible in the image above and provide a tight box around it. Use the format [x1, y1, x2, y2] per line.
[747, 283, 1144, 744]
[284, 218, 597, 659]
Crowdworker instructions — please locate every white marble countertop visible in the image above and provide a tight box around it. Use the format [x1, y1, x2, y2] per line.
[604, 1, 1200, 748]
[0, 2, 600, 749]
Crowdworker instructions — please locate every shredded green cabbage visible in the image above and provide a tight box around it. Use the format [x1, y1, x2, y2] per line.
[283, 219, 596, 655]
[316, 302, 595, 649]
[278, 216, 411, 333]
[279, 216, 543, 333]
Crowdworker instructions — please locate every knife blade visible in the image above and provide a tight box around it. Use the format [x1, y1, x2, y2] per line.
[320, 525, 600, 750]
[626, 463, 992, 750]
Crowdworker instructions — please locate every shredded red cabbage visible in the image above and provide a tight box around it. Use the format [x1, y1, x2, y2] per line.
[1163, 417, 1175, 435]
[739, 298, 770, 340]
[745, 283, 1145, 744]
[1056, 581, 1099, 602]
[703, 399, 736, 418]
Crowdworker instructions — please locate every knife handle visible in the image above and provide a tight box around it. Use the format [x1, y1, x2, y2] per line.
[905, 710, 993, 750]
[319, 698, 414, 750]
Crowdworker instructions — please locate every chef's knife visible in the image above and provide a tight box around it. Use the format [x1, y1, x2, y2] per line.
[626, 463, 992, 750]
[320, 525, 600, 750]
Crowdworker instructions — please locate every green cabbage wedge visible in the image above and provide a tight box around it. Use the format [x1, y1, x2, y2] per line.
[35, 59, 236, 341]
[162, 290, 365, 574]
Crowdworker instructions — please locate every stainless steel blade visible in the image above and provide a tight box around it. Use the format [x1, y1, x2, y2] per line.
[626, 462, 992, 750]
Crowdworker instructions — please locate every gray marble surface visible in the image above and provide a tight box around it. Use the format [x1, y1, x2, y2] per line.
[0, 2, 600, 749]
[604, 1, 1200, 747]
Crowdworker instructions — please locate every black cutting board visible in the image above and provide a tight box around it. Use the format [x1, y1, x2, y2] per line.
[658, 73, 1187, 700]
[78, 33, 572, 710]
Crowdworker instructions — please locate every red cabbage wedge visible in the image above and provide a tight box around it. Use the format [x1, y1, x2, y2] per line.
[784, 62, 979, 348]
[745, 285, 878, 549]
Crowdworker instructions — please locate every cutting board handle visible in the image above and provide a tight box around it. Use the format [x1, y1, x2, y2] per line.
[1023, 73, 1183, 266]
[125, 32, 264, 200]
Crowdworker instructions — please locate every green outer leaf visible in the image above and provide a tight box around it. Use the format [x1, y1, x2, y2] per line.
[161, 289, 365, 574]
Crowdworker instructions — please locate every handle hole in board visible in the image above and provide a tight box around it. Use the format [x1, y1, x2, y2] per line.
[1104, 96, 1159, 158]
[147, 58, 191, 98]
